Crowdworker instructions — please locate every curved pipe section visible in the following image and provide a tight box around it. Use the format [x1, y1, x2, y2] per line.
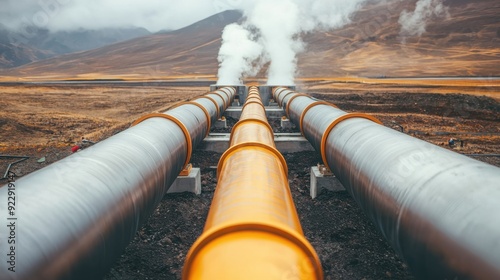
[0, 88, 235, 280]
[183, 86, 323, 280]
[273, 87, 500, 279]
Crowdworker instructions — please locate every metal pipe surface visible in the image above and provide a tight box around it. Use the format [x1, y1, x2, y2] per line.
[183, 86, 323, 280]
[0, 88, 235, 280]
[273, 87, 500, 279]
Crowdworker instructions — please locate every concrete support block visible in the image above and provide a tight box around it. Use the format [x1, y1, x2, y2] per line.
[197, 133, 230, 152]
[168, 168, 201, 195]
[310, 166, 345, 199]
[213, 117, 227, 129]
[198, 133, 314, 153]
[281, 117, 294, 129]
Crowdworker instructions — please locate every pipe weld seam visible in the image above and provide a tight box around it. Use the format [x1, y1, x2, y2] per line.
[131, 113, 193, 168]
[320, 113, 382, 170]
[228, 119, 275, 145]
[217, 90, 232, 108]
[285, 93, 309, 116]
[275, 89, 289, 106]
[273, 87, 288, 101]
[170, 101, 212, 137]
[216, 142, 288, 180]
[241, 99, 266, 111]
[183, 222, 323, 280]
[299, 101, 337, 135]
[213, 89, 231, 109]
[211, 91, 230, 110]
[199, 96, 221, 119]
[278, 91, 296, 107]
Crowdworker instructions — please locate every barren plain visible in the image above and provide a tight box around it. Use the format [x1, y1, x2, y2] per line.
[0, 80, 498, 279]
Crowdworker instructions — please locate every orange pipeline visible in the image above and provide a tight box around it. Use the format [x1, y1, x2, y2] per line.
[183, 86, 323, 280]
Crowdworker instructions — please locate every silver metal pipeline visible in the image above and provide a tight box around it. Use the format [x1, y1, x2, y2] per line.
[273, 87, 500, 279]
[0, 87, 235, 280]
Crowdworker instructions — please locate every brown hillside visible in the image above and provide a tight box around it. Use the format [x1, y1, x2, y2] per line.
[0, 0, 498, 80]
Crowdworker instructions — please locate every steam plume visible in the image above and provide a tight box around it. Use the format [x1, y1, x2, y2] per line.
[217, 0, 369, 85]
[399, 0, 449, 37]
[217, 23, 263, 85]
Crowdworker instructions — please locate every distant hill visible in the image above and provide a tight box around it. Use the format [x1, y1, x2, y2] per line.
[0, 1, 498, 80]
[0, 25, 150, 69]
[298, 0, 500, 77]
[0, 10, 242, 80]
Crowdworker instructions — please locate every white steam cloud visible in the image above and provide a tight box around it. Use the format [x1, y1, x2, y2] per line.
[217, 24, 263, 85]
[217, 0, 369, 85]
[399, 0, 449, 37]
[0, 0, 218, 33]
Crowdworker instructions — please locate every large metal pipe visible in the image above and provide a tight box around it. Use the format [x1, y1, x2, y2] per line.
[273, 87, 500, 279]
[183, 86, 323, 280]
[0, 88, 235, 280]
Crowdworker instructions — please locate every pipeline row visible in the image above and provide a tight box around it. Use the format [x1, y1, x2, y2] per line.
[183, 86, 323, 280]
[273, 87, 500, 279]
[0, 87, 235, 280]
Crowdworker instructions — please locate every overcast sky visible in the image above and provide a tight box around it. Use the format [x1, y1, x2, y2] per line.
[0, 0, 229, 32]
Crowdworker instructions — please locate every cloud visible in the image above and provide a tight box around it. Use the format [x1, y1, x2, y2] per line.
[217, 0, 370, 85]
[0, 0, 219, 32]
[217, 23, 263, 85]
[399, 0, 449, 37]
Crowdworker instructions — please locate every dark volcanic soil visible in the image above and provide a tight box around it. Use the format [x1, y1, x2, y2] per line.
[103, 150, 413, 280]
[1, 86, 498, 280]
[102, 91, 497, 280]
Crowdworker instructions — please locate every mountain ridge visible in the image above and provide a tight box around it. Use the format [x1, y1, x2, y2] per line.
[1, 1, 498, 80]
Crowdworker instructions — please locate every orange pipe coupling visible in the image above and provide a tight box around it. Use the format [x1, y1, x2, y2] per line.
[183, 86, 323, 280]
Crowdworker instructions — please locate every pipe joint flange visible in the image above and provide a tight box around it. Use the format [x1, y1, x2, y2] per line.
[216, 142, 288, 180]
[273, 87, 289, 101]
[299, 101, 337, 135]
[211, 91, 230, 110]
[285, 93, 309, 117]
[170, 101, 212, 137]
[132, 113, 193, 168]
[182, 222, 323, 280]
[228, 119, 274, 146]
[320, 113, 382, 170]
[199, 96, 221, 119]
[216, 89, 232, 109]
[241, 99, 266, 111]
[278, 90, 296, 107]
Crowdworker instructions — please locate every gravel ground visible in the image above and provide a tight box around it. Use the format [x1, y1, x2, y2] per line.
[1, 87, 497, 279]
[104, 150, 414, 280]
